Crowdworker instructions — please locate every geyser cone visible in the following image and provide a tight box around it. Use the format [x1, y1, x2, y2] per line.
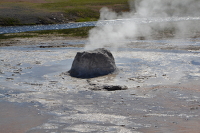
[69, 48, 117, 78]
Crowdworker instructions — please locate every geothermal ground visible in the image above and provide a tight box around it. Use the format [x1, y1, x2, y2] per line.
[0, 37, 200, 133]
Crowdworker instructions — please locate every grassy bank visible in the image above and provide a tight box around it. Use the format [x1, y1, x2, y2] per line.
[0, 0, 129, 26]
[0, 26, 93, 41]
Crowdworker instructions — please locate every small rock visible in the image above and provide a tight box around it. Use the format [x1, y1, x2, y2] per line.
[103, 85, 128, 91]
[0, 70, 4, 74]
[35, 61, 41, 64]
[16, 63, 21, 66]
[90, 85, 128, 91]
[6, 77, 14, 80]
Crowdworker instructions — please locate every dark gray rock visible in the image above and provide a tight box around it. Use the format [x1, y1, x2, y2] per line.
[69, 48, 117, 78]
[88, 84, 128, 91]
[103, 85, 128, 91]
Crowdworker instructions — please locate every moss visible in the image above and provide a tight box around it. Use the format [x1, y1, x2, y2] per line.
[0, 17, 21, 26]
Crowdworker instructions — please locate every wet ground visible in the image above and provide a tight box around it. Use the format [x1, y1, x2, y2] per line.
[0, 37, 200, 133]
[0, 101, 50, 133]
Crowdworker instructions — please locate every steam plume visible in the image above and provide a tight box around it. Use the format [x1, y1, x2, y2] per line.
[85, 0, 200, 50]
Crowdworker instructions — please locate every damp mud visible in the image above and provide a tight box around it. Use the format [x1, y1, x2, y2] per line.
[0, 37, 200, 133]
[0, 101, 51, 133]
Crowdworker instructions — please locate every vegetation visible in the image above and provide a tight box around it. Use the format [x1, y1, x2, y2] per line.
[40, 0, 128, 10]
[0, 0, 129, 26]
[30, 26, 94, 37]
[40, 0, 129, 21]
[0, 33, 35, 40]
[0, 17, 21, 26]
[0, 26, 93, 40]
[0, 0, 129, 40]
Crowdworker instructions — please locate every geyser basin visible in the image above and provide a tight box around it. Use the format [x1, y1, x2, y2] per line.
[69, 48, 117, 78]
[1, 38, 200, 132]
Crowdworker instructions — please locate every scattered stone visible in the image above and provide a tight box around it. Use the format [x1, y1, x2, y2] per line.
[0, 70, 4, 74]
[103, 85, 128, 91]
[35, 61, 41, 64]
[24, 82, 43, 86]
[49, 81, 58, 84]
[16, 63, 21, 66]
[39, 45, 65, 48]
[13, 69, 22, 73]
[38, 44, 84, 48]
[69, 48, 117, 78]
[6, 77, 14, 80]
[4, 63, 11, 67]
[90, 85, 128, 91]
[25, 67, 32, 69]
[128, 75, 157, 83]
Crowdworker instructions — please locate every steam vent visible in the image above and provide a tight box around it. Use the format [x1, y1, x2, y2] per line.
[69, 48, 117, 78]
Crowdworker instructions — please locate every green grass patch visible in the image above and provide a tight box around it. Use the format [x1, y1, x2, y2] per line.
[38, 0, 129, 22]
[76, 17, 97, 22]
[65, 8, 99, 22]
[42, 0, 128, 9]
[0, 33, 35, 40]
[0, 0, 129, 25]
[30, 26, 94, 37]
[0, 17, 21, 26]
[0, 26, 94, 41]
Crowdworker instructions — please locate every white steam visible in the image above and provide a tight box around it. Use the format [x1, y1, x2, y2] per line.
[85, 0, 200, 50]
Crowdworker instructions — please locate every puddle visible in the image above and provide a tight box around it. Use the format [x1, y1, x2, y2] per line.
[191, 60, 200, 66]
